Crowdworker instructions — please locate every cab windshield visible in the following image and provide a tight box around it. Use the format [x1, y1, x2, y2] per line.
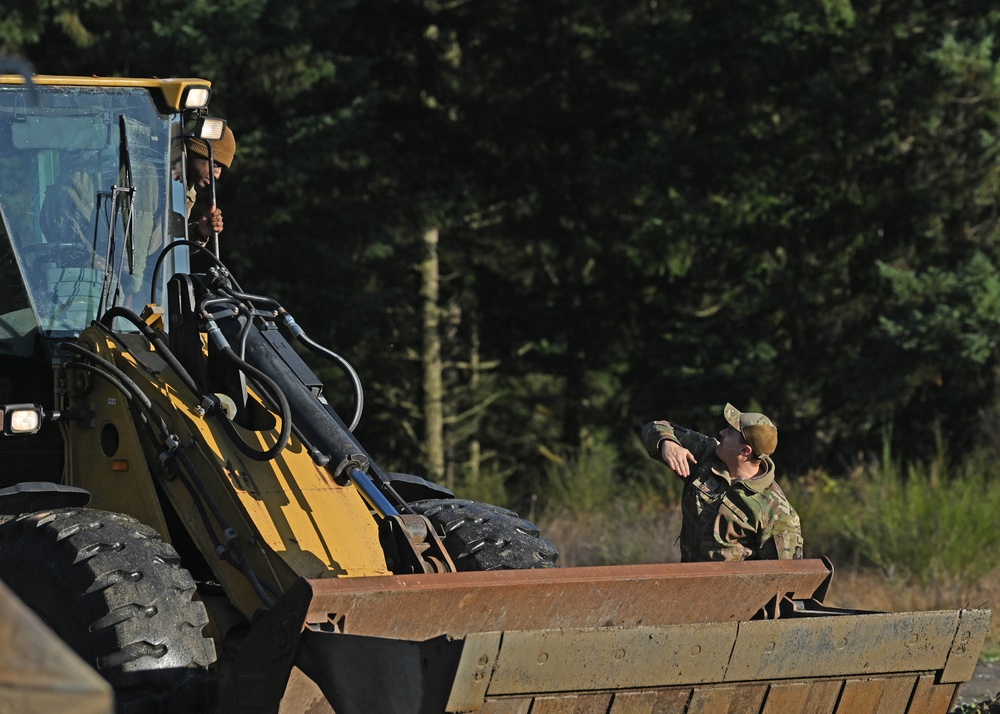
[0, 84, 189, 353]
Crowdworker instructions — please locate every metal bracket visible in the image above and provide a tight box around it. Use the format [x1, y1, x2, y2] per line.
[379, 514, 457, 574]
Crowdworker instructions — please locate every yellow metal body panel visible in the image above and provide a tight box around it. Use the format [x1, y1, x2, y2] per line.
[0, 74, 211, 111]
[61, 407, 172, 538]
[64, 328, 389, 618]
[61, 357, 172, 539]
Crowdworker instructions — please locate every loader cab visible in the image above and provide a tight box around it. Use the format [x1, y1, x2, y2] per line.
[0, 76, 212, 486]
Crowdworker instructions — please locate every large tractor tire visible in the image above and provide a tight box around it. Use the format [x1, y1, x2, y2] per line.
[0, 507, 217, 713]
[408, 498, 559, 570]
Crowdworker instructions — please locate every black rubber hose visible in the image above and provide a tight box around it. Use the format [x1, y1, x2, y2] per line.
[149, 240, 244, 304]
[59, 343, 278, 608]
[278, 311, 364, 432]
[98, 306, 203, 399]
[100, 305, 289, 462]
[239, 326, 389, 488]
[204, 321, 293, 462]
[58, 343, 172, 438]
[297, 332, 364, 432]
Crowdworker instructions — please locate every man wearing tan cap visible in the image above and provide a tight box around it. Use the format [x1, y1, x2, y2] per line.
[183, 125, 237, 241]
[642, 403, 803, 562]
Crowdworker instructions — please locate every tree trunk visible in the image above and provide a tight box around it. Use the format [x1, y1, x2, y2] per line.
[421, 226, 445, 485]
[468, 321, 481, 483]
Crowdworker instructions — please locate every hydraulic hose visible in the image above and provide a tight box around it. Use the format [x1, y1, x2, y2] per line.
[278, 310, 365, 432]
[238, 325, 399, 500]
[58, 342, 171, 439]
[148, 240, 245, 305]
[204, 285, 365, 433]
[101, 303, 292, 462]
[98, 306, 203, 398]
[58, 341, 278, 608]
[202, 315, 293, 461]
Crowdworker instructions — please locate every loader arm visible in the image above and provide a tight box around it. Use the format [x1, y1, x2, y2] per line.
[60, 320, 396, 618]
[54, 263, 461, 619]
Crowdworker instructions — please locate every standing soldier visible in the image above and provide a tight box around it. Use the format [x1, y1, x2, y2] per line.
[642, 403, 803, 562]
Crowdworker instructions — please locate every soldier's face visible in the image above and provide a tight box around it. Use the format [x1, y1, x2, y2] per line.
[716, 425, 747, 464]
[187, 156, 223, 189]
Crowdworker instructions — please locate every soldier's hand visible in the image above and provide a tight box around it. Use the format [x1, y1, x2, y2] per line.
[660, 441, 697, 477]
[197, 205, 224, 237]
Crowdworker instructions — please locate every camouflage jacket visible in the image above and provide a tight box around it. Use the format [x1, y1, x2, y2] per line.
[642, 420, 803, 562]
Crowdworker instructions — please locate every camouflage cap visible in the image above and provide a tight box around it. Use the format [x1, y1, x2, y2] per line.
[724, 403, 778, 458]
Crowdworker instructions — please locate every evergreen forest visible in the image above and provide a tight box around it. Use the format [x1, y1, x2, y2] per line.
[5, 0, 1000, 524]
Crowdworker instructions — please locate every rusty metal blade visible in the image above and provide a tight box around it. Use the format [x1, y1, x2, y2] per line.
[235, 559, 986, 714]
[301, 559, 834, 640]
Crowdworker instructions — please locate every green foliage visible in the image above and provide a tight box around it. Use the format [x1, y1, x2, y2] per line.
[782, 468, 856, 564]
[449, 463, 508, 508]
[540, 500, 681, 567]
[879, 252, 1000, 364]
[541, 432, 620, 514]
[795, 442, 1000, 586]
[537, 430, 679, 525]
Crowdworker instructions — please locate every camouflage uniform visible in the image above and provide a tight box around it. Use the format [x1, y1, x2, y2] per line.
[40, 165, 161, 292]
[40, 169, 98, 248]
[642, 420, 803, 562]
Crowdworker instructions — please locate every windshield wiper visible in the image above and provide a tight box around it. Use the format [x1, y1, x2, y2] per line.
[100, 114, 137, 317]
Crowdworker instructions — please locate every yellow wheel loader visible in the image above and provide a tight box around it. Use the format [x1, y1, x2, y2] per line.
[0, 72, 989, 714]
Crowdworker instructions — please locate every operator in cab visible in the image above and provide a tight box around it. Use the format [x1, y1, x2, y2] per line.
[181, 125, 236, 243]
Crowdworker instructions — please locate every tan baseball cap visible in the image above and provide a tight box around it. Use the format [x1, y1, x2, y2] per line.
[724, 403, 778, 458]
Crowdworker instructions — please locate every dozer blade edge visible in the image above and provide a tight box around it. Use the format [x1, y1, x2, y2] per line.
[216, 558, 989, 714]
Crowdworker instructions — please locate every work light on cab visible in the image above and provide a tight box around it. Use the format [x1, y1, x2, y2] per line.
[181, 85, 211, 110]
[3, 405, 43, 435]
